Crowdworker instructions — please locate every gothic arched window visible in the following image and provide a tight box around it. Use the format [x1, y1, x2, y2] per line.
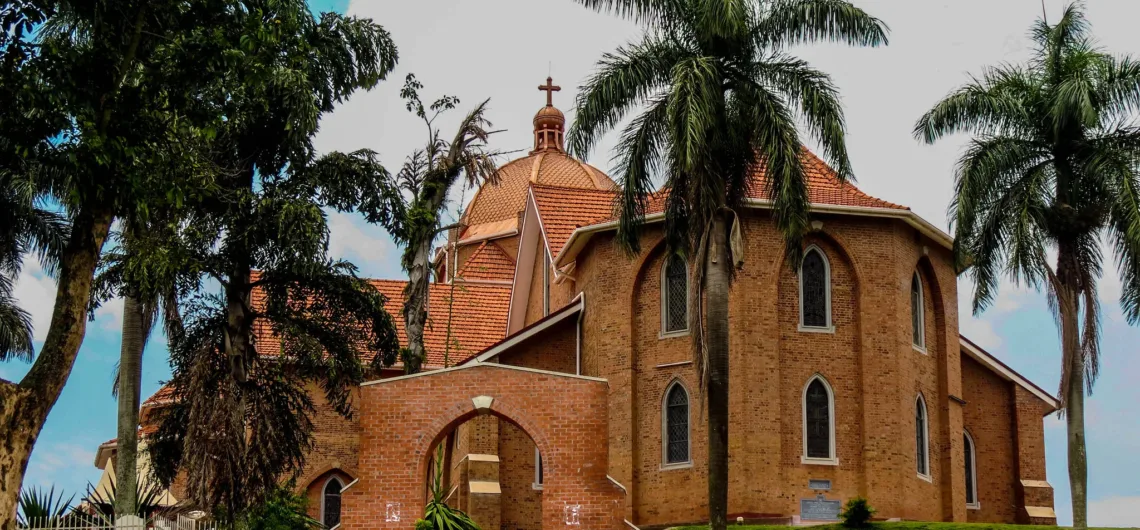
[911, 272, 926, 349]
[802, 376, 836, 464]
[964, 431, 979, 508]
[800, 246, 831, 330]
[663, 381, 690, 465]
[662, 254, 688, 335]
[322, 476, 343, 528]
[916, 395, 930, 478]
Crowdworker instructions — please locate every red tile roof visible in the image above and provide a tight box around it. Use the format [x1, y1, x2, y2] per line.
[530, 148, 906, 256]
[251, 279, 511, 370]
[457, 242, 516, 282]
[142, 385, 175, 407]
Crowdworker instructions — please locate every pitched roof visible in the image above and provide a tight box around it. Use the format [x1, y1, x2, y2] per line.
[759, 149, 907, 210]
[143, 385, 175, 407]
[251, 279, 511, 370]
[531, 185, 620, 257]
[457, 242, 516, 282]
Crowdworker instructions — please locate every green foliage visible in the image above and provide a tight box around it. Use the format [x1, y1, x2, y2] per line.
[81, 477, 181, 522]
[675, 524, 1115, 530]
[420, 445, 479, 530]
[234, 483, 320, 530]
[839, 497, 875, 528]
[16, 486, 75, 528]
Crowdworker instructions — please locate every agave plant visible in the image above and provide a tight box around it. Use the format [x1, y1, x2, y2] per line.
[82, 476, 182, 522]
[418, 445, 479, 530]
[16, 486, 75, 529]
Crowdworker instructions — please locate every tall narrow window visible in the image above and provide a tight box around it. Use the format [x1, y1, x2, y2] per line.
[662, 254, 688, 334]
[802, 376, 836, 463]
[964, 432, 979, 507]
[543, 251, 551, 316]
[322, 476, 343, 528]
[916, 395, 930, 477]
[911, 272, 925, 349]
[800, 247, 831, 330]
[663, 381, 690, 465]
[534, 447, 544, 490]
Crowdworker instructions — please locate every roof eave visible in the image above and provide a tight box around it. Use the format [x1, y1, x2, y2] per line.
[960, 336, 1060, 411]
[554, 202, 951, 267]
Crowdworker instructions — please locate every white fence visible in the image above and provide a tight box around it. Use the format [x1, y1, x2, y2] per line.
[19, 514, 214, 530]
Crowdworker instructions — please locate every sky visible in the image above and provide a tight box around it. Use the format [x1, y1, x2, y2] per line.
[5, 0, 1140, 527]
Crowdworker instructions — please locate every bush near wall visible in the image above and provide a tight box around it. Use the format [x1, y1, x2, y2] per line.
[674, 524, 1120, 530]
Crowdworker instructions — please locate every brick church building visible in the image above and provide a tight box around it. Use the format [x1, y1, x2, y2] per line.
[107, 79, 1060, 529]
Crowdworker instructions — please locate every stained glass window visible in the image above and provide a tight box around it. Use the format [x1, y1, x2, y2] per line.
[916, 397, 929, 475]
[964, 433, 977, 505]
[805, 379, 831, 459]
[323, 477, 342, 528]
[664, 255, 688, 333]
[912, 273, 925, 347]
[801, 249, 829, 328]
[665, 383, 689, 464]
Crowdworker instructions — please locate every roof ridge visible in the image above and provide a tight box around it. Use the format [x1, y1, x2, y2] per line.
[531, 181, 620, 194]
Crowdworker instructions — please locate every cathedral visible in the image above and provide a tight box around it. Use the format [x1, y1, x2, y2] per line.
[98, 79, 1059, 530]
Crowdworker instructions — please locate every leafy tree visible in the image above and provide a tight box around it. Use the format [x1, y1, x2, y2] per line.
[567, 1, 886, 528]
[914, 3, 1140, 527]
[234, 482, 321, 530]
[0, 1, 226, 525]
[143, 0, 402, 518]
[378, 75, 501, 373]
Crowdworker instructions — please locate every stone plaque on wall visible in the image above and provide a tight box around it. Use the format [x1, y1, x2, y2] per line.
[800, 495, 841, 521]
[809, 479, 832, 491]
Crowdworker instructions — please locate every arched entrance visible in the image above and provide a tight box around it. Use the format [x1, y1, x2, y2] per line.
[340, 364, 623, 530]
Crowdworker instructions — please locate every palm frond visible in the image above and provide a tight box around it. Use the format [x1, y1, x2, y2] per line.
[753, 0, 889, 49]
[913, 66, 1036, 144]
[613, 95, 671, 254]
[0, 273, 35, 362]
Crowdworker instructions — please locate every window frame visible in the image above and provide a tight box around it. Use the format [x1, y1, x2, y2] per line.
[533, 446, 544, 490]
[964, 430, 980, 509]
[661, 379, 692, 469]
[801, 374, 839, 466]
[916, 394, 931, 481]
[798, 245, 834, 333]
[320, 475, 344, 529]
[543, 250, 551, 316]
[911, 271, 927, 353]
[660, 254, 690, 338]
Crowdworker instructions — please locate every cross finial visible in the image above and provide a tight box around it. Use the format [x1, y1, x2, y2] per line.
[538, 76, 561, 107]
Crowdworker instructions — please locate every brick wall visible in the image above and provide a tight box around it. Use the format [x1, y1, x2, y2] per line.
[961, 355, 1018, 523]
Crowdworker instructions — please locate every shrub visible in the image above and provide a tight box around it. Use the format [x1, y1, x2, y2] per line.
[419, 445, 480, 530]
[839, 497, 875, 528]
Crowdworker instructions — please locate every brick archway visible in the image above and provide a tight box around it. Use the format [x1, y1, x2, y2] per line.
[341, 363, 624, 530]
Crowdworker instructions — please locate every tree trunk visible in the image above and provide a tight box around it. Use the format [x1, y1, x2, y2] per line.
[0, 207, 113, 530]
[1058, 275, 1087, 529]
[706, 213, 731, 530]
[114, 295, 147, 516]
[402, 238, 432, 373]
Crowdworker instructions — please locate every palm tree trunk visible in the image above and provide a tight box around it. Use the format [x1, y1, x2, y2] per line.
[403, 238, 432, 373]
[1058, 275, 1087, 529]
[114, 295, 146, 516]
[706, 212, 731, 530]
[0, 207, 113, 530]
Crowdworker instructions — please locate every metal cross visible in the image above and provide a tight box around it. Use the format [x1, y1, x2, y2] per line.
[538, 76, 561, 106]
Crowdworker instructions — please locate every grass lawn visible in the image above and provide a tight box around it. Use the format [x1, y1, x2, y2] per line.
[673, 524, 1128, 530]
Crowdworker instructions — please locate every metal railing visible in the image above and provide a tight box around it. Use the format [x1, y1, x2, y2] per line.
[18, 514, 214, 530]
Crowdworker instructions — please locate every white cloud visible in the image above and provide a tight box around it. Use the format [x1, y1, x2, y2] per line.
[12, 256, 57, 342]
[327, 210, 396, 267]
[27, 442, 96, 487]
[94, 297, 124, 333]
[1089, 496, 1140, 528]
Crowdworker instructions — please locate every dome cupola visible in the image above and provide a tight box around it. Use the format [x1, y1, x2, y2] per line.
[532, 77, 565, 153]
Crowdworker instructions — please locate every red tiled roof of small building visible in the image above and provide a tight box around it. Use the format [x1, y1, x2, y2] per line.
[457, 241, 516, 282]
[251, 278, 511, 370]
[142, 384, 175, 407]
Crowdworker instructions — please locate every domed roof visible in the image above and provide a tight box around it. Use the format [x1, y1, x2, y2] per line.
[460, 149, 616, 240]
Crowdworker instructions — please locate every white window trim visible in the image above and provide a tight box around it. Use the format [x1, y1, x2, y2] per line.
[320, 475, 344, 528]
[801, 374, 839, 466]
[660, 254, 690, 338]
[661, 379, 692, 469]
[916, 394, 931, 480]
[798, 245, 835, 333]
[532, 447, 544, 490]
[912, 271, 927, 353]
[964, 430, 980, 509]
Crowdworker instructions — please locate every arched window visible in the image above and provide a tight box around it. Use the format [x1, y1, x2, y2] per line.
[662, 254, 688, 335]
[911, 272, 925, 349]
[802, 375, 837, 464]
[964, 431, 979, 508]
[663, 381, 690, 466]
[322, 476, 343, 528]
[916, 395, 930, 478]
[799, 246, 832, 330]
[534, 447, 544, 490]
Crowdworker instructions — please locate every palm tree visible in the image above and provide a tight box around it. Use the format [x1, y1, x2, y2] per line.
[914, 4, 1140, 527]
[567, 1, 887, 528]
